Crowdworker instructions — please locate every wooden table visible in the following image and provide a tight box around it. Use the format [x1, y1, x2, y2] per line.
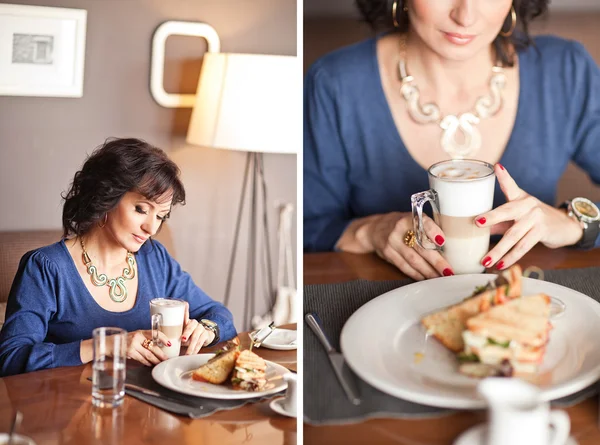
[304, 246, 600, 445]
[0, 325, 296, 445]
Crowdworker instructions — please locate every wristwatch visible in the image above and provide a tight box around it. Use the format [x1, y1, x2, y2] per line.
[200, 319, 220, 345]
[561, 197, 600, 249]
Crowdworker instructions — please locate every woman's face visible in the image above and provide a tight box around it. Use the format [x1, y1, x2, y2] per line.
[105, 191, 172, 252]
[407, 0, 513, 61]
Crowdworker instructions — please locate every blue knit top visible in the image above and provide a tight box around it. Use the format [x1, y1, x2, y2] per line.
[0, 240, 236, 376]
[304, 35, 600, 251]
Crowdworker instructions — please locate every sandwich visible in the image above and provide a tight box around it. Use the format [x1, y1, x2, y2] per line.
[458, 293, 552, 378]
[192, 339, 240, 384]
[421, 264, 523, 352]
[231, 350, 268, 391]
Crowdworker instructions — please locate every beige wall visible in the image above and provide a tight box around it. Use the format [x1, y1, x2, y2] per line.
[304, 12, 600, 204]
[0, 0, 297, 331]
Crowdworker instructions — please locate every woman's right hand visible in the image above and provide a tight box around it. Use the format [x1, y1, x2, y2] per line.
[357, 212, 454, 281]
[122, 330, 171, 367]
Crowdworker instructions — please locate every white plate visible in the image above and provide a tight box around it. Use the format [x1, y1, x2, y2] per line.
[341, 275, 600, 409]
[261, 329, 297, 350]
[152, 354, 289, 399]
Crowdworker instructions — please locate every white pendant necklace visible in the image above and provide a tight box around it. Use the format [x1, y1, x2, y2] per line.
[398, 57, 506, 159]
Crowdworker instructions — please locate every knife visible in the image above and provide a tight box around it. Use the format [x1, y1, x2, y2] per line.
[125, 383, 200, 407]
[305, 313, 361, 405]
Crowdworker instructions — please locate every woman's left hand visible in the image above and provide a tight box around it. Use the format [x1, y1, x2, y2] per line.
[180, 302, 216, 355]
[474, 164, 584, 270]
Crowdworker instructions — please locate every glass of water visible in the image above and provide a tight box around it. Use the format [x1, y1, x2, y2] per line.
[92, 327, 127, 408]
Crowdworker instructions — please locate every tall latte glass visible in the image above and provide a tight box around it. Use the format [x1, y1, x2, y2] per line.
[411, 159, 495, 274]
[150, 298, 186, 359]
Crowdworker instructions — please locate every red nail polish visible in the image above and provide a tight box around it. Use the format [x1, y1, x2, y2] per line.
[498, 163, 505, 171]
[182, 336, 186, 341]
[443, 268, 454, 277]
[476, 217, 486, 225]
[482, 256, 492, 267]
[167, 341, 172, 347]
[435, 235, 445, 245]
[496, 261, 505, 270]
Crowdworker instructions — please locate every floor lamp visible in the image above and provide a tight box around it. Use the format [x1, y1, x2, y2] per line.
[186, 52, 299, 330]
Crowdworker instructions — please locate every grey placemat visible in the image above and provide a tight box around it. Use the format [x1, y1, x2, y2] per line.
[93, 366, 284, 419]
[304, 267, 600, 425]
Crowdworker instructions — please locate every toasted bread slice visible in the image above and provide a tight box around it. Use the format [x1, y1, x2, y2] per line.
[500, 264, 522, 298]
[231, 350, 267, 391]
[192, 349, 239, 384]
[422, 290, 491, 352]
[460, 294, 552, 377]
[421, 265, 523, 352]
[466, 294, 552, 348]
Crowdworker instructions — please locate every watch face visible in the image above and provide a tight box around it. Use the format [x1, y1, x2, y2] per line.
[201, 319, 217, 328]
[574, 199, 600, 219]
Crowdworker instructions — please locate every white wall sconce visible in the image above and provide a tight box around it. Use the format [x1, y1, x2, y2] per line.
[150, 20, 220, 108]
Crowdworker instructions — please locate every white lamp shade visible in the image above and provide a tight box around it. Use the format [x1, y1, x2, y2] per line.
[186, 53, 300, 154]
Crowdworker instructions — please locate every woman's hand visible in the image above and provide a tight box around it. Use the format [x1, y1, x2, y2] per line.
[475, 164, 584, 270]
[123, 330, 170, 367]
[355, 211, 454, 281]
[181, 303, 216, 355]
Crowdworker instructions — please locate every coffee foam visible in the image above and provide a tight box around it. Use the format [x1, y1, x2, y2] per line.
[430, 161, 495, 217]
[150, 298, 186, 326]
[431, 160, 492, 180]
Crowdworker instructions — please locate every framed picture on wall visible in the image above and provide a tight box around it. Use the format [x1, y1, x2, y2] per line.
[0, 4, 87, 98]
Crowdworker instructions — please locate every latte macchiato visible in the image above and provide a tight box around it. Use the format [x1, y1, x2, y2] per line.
[150, 298, 186, 359]
[412, 160, 495, 274]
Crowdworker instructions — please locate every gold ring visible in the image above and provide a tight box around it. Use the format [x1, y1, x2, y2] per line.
[403, 230, 416, 248]
[142, 339, 153, 350]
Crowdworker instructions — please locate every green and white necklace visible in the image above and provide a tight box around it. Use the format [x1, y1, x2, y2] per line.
[80, 238, 136, 303]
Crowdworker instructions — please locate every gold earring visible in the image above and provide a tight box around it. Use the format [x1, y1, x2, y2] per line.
[392, 0, 400, 28]
[98, 214, 108, 228]
[392, 0, 407, 28]
[500, 5, 516, 37]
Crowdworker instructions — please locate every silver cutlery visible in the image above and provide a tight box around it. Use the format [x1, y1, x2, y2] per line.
[8, 410, 22, 445]
[125, 383, 199, 407]
[305, 313, 361, 405]
[125, 383, 161, 397]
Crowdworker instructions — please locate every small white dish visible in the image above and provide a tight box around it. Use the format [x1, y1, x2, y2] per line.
[453, 423, 578, 445]
[261, 329, 297, 350]
[269, 397, 296, 418]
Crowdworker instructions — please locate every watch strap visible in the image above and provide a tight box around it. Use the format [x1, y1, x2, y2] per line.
[575, 220, 600, 250]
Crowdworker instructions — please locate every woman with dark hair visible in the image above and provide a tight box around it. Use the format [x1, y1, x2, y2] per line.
[304, 0, 600, 280]
[0, 138, 236, 376]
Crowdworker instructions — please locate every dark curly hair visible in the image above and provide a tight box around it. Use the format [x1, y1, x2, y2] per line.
[355, 0, 550, 67]
[62, 138, 186, 238]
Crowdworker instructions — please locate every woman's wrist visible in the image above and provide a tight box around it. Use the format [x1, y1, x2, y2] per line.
[560, 208, 585, 247]
[80, 338, 94, 364]
[337, 212, 408, 253]
[336, 215, 381, 253]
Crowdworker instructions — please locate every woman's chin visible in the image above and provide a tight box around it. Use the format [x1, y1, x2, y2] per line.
[122, 240, 144, 253]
